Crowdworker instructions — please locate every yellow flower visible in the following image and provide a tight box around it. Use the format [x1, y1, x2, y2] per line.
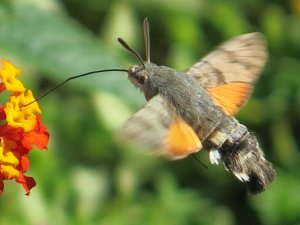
[0, 59, 25, 92]
[0, 138, 20, 180]
[4, 90, 41, 132]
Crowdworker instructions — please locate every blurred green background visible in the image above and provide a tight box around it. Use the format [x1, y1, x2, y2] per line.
[0, 0, 300, 224]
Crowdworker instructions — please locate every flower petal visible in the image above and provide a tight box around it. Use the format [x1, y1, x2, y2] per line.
[16, 174, 36, 196]
[4, 90, 41, 132]
[0, 59, 25, 92]
[0, 138, 20, 179]
[22, 115, 49, 150]
[0, 180, 3, 195]
[0, 105, 6, 120]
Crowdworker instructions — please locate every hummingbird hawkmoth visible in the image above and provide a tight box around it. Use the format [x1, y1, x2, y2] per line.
[118, 18, 275, 193]
[29, 18, 275, 194]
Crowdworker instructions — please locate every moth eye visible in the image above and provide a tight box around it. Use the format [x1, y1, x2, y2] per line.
[136, 73, 146, 84]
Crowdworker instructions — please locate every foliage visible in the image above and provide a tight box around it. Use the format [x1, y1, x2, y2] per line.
[0, 0, 299, 224]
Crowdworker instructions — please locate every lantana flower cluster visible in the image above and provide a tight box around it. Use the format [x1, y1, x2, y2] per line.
[0, 59, 49, 195]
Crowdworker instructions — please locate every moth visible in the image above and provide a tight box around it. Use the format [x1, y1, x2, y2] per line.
[118, 18, 275, 193]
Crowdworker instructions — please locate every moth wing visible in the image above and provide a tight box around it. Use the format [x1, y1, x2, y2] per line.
[185, 33, 267, 115]
[167, 116, 202, 158]
[118, 95, 202, 159]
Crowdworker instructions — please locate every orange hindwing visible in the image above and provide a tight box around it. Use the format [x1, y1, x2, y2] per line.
[167, 117, 202, 159]
[207, 82, 252, 115]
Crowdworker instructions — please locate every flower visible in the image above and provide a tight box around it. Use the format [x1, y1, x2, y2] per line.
[5, 90, 41, 132]
[0, 59, 49, 195]
[0, 59, 25, 93]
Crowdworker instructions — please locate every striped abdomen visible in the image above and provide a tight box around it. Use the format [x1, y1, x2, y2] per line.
[204, 115, 275, 193]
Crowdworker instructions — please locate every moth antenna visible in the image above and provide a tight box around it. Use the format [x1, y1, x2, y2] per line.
[24, 68, 128, 106]
[117, 38, 145, 68]
[143, 18, 151, 63]
[191, 154, 208, 169]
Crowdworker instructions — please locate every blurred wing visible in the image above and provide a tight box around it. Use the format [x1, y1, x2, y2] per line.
[185, 33, 267, 115]
[118, 95, 202, 159]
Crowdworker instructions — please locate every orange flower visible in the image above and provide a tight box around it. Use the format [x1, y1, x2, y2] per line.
[0, 59, 49, 195]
